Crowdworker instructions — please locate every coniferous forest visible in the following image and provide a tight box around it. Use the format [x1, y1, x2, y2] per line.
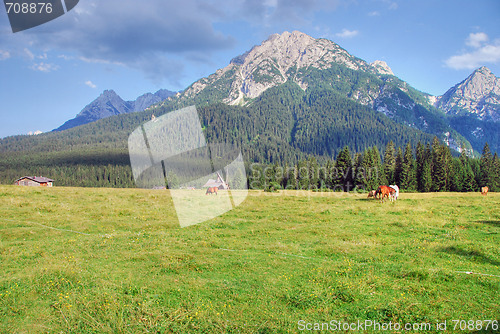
[0, 82, 498, 192]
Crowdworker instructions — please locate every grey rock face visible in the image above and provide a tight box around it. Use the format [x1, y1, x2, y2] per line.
[180, 30, 392, 106]
[56, 89, 175, 131]
[436, 66, 500, 122]
[77, 90, 133, 121]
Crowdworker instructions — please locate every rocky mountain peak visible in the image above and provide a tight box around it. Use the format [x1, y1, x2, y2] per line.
[370, 60, 394, 75]
[56, 88, 174, 131]
[233, 30, 359, 76]
[436, 66, 500, 121]
[183, 30, 371, 105]
[461, 66, 497, 94]
[101, 89, 119, 97]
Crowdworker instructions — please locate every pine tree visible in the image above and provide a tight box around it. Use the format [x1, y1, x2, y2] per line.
[471, 158, 481, 191]
[415, 141, 426, 192]
[383, 141, 396, 184]
[394, 147, 403, 186]
[480, 142, 493, 188]
[354, 151, 366, 189]
[491, 153, 500, 192]
[323, 160, 335, 189]
[372, 146, 386, 186]
[421, 159, 432, 192]
[450, 158, 464, 192]
[400, 142, 416, 190]
[431, 137, 451, 191]
[462, 160, 476, 192]
[335, 146, 353, 191]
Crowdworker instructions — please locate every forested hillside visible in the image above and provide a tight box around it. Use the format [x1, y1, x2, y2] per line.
[1, 82, 439, 187]
[2, 76, 498, 191]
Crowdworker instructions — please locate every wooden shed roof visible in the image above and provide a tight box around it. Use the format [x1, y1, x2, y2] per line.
[16, 176, 54, 183]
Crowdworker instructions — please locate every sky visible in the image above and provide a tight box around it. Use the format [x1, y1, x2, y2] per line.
[0, 0, 499, 138]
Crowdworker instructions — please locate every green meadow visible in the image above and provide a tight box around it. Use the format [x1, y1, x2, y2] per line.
[0, 185, 499, 333]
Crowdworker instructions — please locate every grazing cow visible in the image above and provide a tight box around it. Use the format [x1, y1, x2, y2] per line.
[206, 187, 218, 195]
[389, 185, 399, 201]
[481, 186, 489, 195]
[375, 185, 396, 202]
[367, 190, 377, 199]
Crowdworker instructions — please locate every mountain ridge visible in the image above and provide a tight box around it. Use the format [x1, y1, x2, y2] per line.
[13, 30, 500, 155]
[149, 31, 475, 153]
[435, 66, 500, 122]
[176, 31, 396, 107]
[55, 88, 175, 131]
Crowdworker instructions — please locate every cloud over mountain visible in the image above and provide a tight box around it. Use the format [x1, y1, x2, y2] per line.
[0, 0, 237, 85]
[0, 0, 345, 82]
[446, 32, 500, 70]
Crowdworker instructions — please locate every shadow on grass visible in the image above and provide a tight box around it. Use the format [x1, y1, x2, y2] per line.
[475, 220, 500, 227]
[439, 246, 500, 266]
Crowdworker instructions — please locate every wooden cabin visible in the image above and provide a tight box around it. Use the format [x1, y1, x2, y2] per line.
[15, 176, 54, 187]
[202, 172, 229, 190]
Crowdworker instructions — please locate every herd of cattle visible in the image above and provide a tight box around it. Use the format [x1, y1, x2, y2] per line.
[205, 185, 490, 198]
[367, 184, 489, 201]
[367, 185, 399, 202]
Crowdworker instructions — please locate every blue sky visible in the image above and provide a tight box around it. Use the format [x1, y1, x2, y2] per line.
[0, 0, 499, 138]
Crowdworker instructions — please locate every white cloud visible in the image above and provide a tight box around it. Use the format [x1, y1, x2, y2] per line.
[466, 32, 488, 48]
[388, 2, 398, 10]
[58, 54, 74, 61]
[368, 11, 380, 16]
[445, 32, 500, 70]
[24, 48, 35, 60]
[335, 28, 359, 39]
[30, 62, 59, 72]
[0, 0, 344, 85]
[0, 50, 10, 60]
[85, 80, 97, 89]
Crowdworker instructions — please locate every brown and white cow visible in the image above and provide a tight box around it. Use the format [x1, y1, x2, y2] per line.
[367, 190, 376, 199]
[481, 186, 489, 195]
[375, 185, 396, 202]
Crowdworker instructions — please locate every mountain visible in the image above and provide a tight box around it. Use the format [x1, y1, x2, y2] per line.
[176, 31, 402, 106]
[53, 31, 476, 154]
[133, 89, 175, 112]
[435, 66, 500, 122]
[4, 30, 499, 187]
[432, 66, 500, 156]
[55, 89, 175, 131]
[157, 30, 470, 153]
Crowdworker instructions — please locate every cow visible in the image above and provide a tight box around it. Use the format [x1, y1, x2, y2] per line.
[206, 187, 218, 195]
[367, 190, 377, 199]
[481, 186, 489, 196]
[375, 185, 396, 202]
[389, 185, 399, 201]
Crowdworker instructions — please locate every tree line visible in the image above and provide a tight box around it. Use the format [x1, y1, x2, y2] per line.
[2, 138, 498, 192]
[249, 138, 500, 193]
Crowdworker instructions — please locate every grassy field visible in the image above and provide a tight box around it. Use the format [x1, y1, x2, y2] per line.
[0, 185, 499, 333]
